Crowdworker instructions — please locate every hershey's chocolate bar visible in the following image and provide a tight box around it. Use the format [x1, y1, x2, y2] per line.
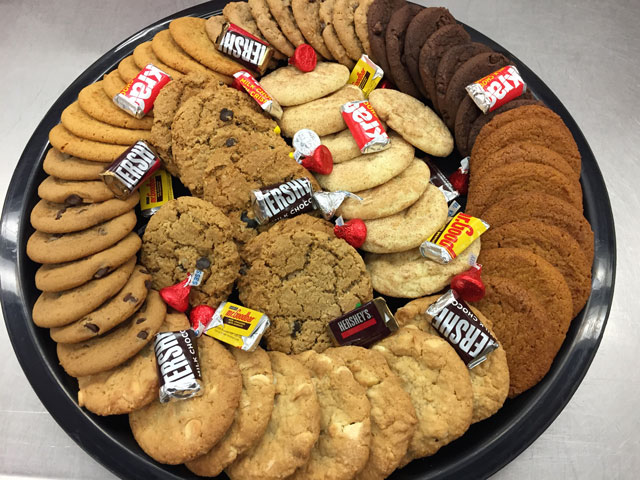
[426, 290, 498, 368]
[328, 298, 398, 347]
[154, 330, 203, 403]
[251, 177, 315, 224]
[101, 140, 161, 199]
[216, 22, 273, 74]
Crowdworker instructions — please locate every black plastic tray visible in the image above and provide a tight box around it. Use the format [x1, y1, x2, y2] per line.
[0, 2, 616, 479]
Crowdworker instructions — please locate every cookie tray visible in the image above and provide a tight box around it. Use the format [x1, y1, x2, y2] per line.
[0, 1, 616, 478]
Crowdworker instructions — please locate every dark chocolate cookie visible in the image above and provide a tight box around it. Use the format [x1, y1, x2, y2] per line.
[384, 3, 423, 97]
[434, 42, 492, 117]
[367, 0, 406, 76]
[418, 24, 470, 111]
[441, 52, 510, 129]
[456, 96, 538, 156]
[403, 7, 455, 98]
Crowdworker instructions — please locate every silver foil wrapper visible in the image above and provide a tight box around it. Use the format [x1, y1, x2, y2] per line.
[313, 191, 362, 219]
[155, 330, 203, 403]
[293, 129, 321, 162]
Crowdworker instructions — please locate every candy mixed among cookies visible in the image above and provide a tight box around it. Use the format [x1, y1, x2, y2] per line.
[24, 3, 594, 478]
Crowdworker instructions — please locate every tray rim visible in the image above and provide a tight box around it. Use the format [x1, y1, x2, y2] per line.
[0, 2, 617, 479]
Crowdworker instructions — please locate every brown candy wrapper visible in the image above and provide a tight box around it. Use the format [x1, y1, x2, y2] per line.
[154, 330, 203, 403]
[328, 298, 398, 347]
[426, 290, 498, 368]
[101, 140, 162, 199]
[216, 22, 273, 75]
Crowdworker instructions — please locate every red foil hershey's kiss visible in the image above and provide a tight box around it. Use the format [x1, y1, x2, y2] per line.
[449, 169, 469, 195]
[289, 44, 317, 72]
[334, 218, 367, 249]
[450, 264, 485, 302]
[301, 145, 333, 175]
[190, 304, 216, 336]
[159, 277, 192, 312]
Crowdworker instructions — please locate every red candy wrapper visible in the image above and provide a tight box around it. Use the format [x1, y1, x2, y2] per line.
[451, 264, 485, 302]
[101, 140, 162, 199]
[341, 100, 390, 154]
[215, 22, 273, 74]
[190, 305, 216, 337]
[289, 44, 317, 72]
[159, 269, 204, 312]
[334, 216, 367, 248]
[465, 65, 526, 114]
[291, 130, 334, 174]
[113, 64, 171, 119]
[448, 157, 470, 195]
[233, 70, 283, 119]
[301, 145, 333, 175]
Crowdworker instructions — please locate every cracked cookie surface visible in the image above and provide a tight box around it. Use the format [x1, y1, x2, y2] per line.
[141, 197, 241, 308]
[239, 229, 373, 354]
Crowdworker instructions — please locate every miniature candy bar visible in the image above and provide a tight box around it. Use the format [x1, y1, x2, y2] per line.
[348, 54, 384, 97]
[448, 157, 470, 195]
[101, 140, 162, 199]
[139, 168, 174, 217]
[215, 22, 273, 74]
[465, 65, 526, 114]
[451, 264, 485, 302]
[251, 177, 359, 225]
[113, 63, 171, 118]
[288, 44, 317, 72]
[233, 70, 283, 119]
[341, 100, 390, 154]
[154, 330, 203, 403]
[204, 302, 270, 352]
[327, 298, 398, 347]
[423, 157, 459, 203]
[159, 268, 205, 312]
[420, 212, 489, 264]
[334, 216, 367, 249]
[426, 290, 498, 368]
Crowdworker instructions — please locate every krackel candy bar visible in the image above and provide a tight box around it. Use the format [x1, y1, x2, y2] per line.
[251, 177, 358, 225]
[113, 63, 171, 119]
[426, 290, 498, 368]
[465, 65, 526, 114]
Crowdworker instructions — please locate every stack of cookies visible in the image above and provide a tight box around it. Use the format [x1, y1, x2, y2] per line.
[463, 103, 593, 397]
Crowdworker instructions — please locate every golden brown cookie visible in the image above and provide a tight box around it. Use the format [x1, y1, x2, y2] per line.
[465, 162, 583, 217]
[49, 265, 150, 343]
[279, 84, 365, 137]
[37, 176, 114, 205]
[361, 183, 449, 253]
[290, 351, 371, 480]
[320, 0, 355, 68]
[395, 296, 510, 423]
[265, 0, 306, 47]
[117, 55, 141, 83]
[325, 346, 418, 479]
[320, 128, 362, 164]
[225, 351, 321, 480]
[333, 0, 365, 61]
[481, 221, 592, 317]
[170, 86, 278, 195]
[102, 70, 128, 99]
[239, 229, 373, 354]
[77, 81, 153, 130]
[338, 158, 431, 220]
[480, 193, 594, 264]
[35, 232, 141, 293]
[56, 289, 166, 378]
[141, 197, 241, 308]
[291, 0, 334, 59]
[471, 275, 560, 397]
[32, 257, 136, 328]
[248, 0, 296, 57]
[186, 347, 275, 476]
[132, 41, 183, 78]
[372, 327, 473, 464]
[49, 124, 128, 163]
[76, 312, 189, 416]
[42, 148, 107, 181]
[129, 336, 242, 465]
[365, 239, 481, 298]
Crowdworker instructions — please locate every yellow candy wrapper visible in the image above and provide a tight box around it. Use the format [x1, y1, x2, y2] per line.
[204, 302, 270, 351]
[348, 54, 384, 97]
[420, 212, 489, 264]
[139, 169, 174, 217]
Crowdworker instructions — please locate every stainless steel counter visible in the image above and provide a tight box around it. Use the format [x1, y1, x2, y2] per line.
[0, 0, 635, 478]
